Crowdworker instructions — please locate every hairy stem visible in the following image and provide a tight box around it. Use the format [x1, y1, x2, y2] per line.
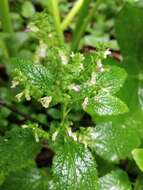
[61, 0, 84, 31]
[48, 0, 64, 44]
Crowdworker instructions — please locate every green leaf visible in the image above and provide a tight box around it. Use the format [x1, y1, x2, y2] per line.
[12, 58, 51, 94]
[99, 170, 132, 190]
[0, 127, 40, 176]
[132, 149, 143, 171]
[21, 1, 35, 18]
[96, 66, 127, 94]
[1, 167, 50, 190]
[116, 3, 143, 65]
[115, 3, 143, 140]
[0, 173, 5, 186]
[87, 122, 140, 162]
[52, 139, 99, 190]
[85, 93, 128, 116]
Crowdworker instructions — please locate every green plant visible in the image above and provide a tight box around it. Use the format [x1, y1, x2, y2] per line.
[0, 0, 143, 189]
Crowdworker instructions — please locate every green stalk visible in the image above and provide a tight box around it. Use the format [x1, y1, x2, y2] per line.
[0, 0, 13, 33]
[0, 0, 16, 56]
[48, 0, 64, 44]
[71, 0, 101, 52]
[61, 0, 84, 31]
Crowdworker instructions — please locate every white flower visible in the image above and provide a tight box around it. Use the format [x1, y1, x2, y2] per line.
[70, 52, 75, 58]
[11, 80, 19, 88]
[52, 131, 59, 141]
[87, 72, 96, 86]
[39, 96, 52, 108]
[59, 51, 68, 65]
[48, 33, 53, 38]
[82, 97, 89, 109]
[67, 128, 77, 141]
[103, 49, 111, 59]
[24, 89, 31, 101]
[27, 24, 39, 32]
[35, 132, 39, 143]
[22, 124, 29, 129]
[79, 63, 84, 71]
[72, 85, 81, 92]
[97, 59, 104, 72]
[15, 92, 24, 102]
[39, 41, 47, 58]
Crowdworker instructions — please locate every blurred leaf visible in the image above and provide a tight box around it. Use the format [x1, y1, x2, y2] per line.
[1, 167, 49, 190]
[132, 148, 143, 171]
[115, 3, 143, 141]
[96, 65, 127, 94]
[99, 170, 132, 190]
[85, 93, 128, 116]
[0, 127, 40, 176]
[21, 1, 35, 18]
[87, 122, 140, 162]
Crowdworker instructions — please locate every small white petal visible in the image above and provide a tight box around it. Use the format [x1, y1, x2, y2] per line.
[82, 97, 89, 109]
[39, 42, 47, 58]
[59, 51, 68, 65]
[67, 128, 77, 141]
[52, 131, 59, 141]
[11, 80, 19, 88]
[15, 92, 24, 102]
[39, 96, 52, 108]
[27, 24, 39, 32]
[72, 85, 81, 92]
[103, 49, 111, 59]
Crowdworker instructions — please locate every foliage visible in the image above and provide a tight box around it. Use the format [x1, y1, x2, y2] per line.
[0, 0, 143, 189]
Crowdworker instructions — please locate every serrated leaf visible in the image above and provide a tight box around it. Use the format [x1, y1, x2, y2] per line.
[87, 122, 140, 162]
[96, 66, 127, 94]
[12, 58, 52, 94]
[99, 170, 132, 190]
[0, 127, 40, 176]
[85, 93, 128, 116]
[52, 139, 99, 190]
[132, 149, 143, 171]
[0, 167, 49, 190]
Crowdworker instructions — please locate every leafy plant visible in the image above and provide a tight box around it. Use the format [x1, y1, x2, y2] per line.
[0, 0, 143, 189]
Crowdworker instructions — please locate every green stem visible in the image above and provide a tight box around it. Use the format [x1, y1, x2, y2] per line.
[60, 103, 71, 127]
[48, 0, 64, 44]
[0, 0, 16, 56]
[0, 0, 13, 33]
[0, 40, 10, 60]
[71, 0, 101, 52]
[61, 0, 84, 31]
